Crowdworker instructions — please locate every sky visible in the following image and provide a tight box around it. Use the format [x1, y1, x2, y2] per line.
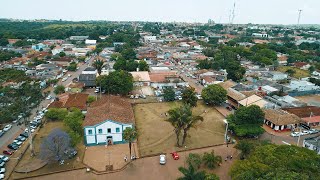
[0, 0, 319, 24]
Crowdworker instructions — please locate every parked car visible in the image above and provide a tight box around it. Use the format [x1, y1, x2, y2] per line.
[301, 130, 309, 135]
[16, 136, 26, 142]
[0, 155, 9, 162]
[20, 132, 29, 138]
[226, 106, 232, 111]
[3, 124, 12, 132]
[140, 94, 146, 99]
[170, 152, 179, 160]
[135, 94, 139, 99]
[0, 173, 4, 179]
[159, 154, 166, 165]
[308, 129, 319, 134]
[46, 95, 52, 100]
[13, 140, 22, 146]
[0, 161, 4, 168]
[64, 148, 77, 159]
[7, 144, 19, 150]
[3, 150, 14, 156]
[290, 132, 300, 137]
[0, 132, 4, 138]
[0, 168, 5, 173]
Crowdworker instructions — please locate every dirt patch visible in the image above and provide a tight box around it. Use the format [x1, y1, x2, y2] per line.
[134, 101, 226, 156]
[277, 66, 310, 79]
[296, 95, 320, 107]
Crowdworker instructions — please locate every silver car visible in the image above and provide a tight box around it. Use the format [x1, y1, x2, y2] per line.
[160, 154, 166, 165]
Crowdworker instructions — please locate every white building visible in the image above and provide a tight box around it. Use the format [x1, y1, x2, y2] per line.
[252, 33, 269, 38]
[85, 39, 97, 45]
[52, 46, 64, 56]
[289, 80, 320, 91]
[143, 36, 157, 42]
[83, 96, 134, 146]
[268, 71, 288, 81]
[82, 67, 97, 75]
[262, 85, 278, 94]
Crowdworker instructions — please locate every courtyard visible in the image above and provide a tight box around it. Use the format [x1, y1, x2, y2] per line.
[134, 101, 226, 156]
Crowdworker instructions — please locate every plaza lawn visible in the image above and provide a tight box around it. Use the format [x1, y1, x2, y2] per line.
[11, 121, 85, 179]
[134, 101, 226, 157]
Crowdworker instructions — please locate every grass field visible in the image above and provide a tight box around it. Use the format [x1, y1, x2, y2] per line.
[277, 66, 310, 79]
[134, 101, 226, 156]
[11, 121, 85, 179]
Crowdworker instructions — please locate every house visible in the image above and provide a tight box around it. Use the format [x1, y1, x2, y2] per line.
[67, 82, 85, 93]
[264, 109, 301, 132]
[294, 62, 311, 70]
[69, 36, 89, 41]
[129, 71, 151, 86]
[238, 94, 268, 108]
[282, 106, 320, 127]
[226, 88, 247, 108]
[149, 72, 187, 89]
[79, 74, 96, 87]
[82, 67, 97, 75]
[303, 136, 320, 154]
[48, 93, 89, 112]
[143, 36, 157, 42]
[268, 71, 288, 81]
[85, 40, 97, 45]
[83, 96, 134, 146]
[52, 46, 64, 55]
[289, 80, 319, 91]
[277, 54, 288, 65]
[32, 43, 47, 51]
[261, 85, 278, 94]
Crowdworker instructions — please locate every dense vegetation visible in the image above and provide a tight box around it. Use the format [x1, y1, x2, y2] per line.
[0, 49, 22, 62]
[230, 143, 320, 180]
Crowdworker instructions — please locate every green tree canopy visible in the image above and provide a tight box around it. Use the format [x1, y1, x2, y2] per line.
[54, 85, 65, 95]
[92, 59, 105, 75]
[227, 105, 265, 137]
[123, 127, 137, 158]
[182, 87, 198, 107]
[226, 61, 246, 82]
[98, 70, 133, 95]
[163, 88, 176, 102]
[45, 108, 68, 121]
[201, 84, 227, 106]
[230, 144, 320, 180]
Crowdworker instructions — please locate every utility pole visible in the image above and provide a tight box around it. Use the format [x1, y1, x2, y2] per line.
[297, 10, 302, 25]
[231, 1, 236, 24]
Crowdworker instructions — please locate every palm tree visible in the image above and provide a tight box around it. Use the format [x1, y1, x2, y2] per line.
[202, 150, 222, 169]
[123, 127, 137, 159]
[92, 59, 105, 75]
[167, 105, 203, 147]
[178, 164, 206, 180]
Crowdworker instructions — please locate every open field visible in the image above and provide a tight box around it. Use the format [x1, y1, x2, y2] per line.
[134, 101, 226, 156]
[11, 121, 85, 179]
[296, 95, 320, 107]
[277, 66, 310, 79]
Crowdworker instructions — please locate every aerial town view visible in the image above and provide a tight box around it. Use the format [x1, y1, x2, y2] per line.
[0, 0, 320, 179]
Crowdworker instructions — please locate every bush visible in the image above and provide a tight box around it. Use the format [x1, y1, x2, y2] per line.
[68, 130, 82, 147]
[87, 96, 96, 104]
[186, 153, 202, 170]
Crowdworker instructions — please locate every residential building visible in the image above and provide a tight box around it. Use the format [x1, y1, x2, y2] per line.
[143, 36, 157, 42]
[264, 109, 301, 132]
[303, 136, 320, 154]
[268, 71, 288, 81]
[149, 72, 187, 89]
[289, 80, 319, 91]
[82, 67, 97, 75]
[283, 106, 320, 127]
[48, 93, 89, 112]
[32, 43, 47, 51]
[238, 94, 269, 108]
[79, 74, 96, 87]
[85, 39, 97, 45]
[69, 36, 89, 41]
[83, 96, 134, 146]
[130, 71, 151, 86]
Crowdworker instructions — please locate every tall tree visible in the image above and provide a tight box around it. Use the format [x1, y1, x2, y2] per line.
[227, 105, 265, 137]
[99, 70, 133, 95]
[202, 150, 222, 169]
[40, 128, 71, 163]
[92, 59, 105, 75]
[182, 87, 198, 107]
[167, 105, 203, 147]
[230, 144, 320, 180]
[226, 61, 246, 82]
[163, 88, 175, 102]
[54, 85, 65, 95]
[201, 84, 227, 106]
[178, 164, 206, 180]
[123, 127, 137, 159]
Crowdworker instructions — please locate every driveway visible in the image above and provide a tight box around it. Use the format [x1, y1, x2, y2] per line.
[33, 144, 238, 180]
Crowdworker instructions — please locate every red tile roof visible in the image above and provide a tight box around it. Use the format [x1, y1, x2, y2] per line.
[48, 93, 88, 110]
[282, 106, 320, 118]
[83, 96, 134, 126]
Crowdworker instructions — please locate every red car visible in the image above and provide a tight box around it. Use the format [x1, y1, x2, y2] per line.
[170, 152, 179, 160]
[3, 149, 14, 155]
